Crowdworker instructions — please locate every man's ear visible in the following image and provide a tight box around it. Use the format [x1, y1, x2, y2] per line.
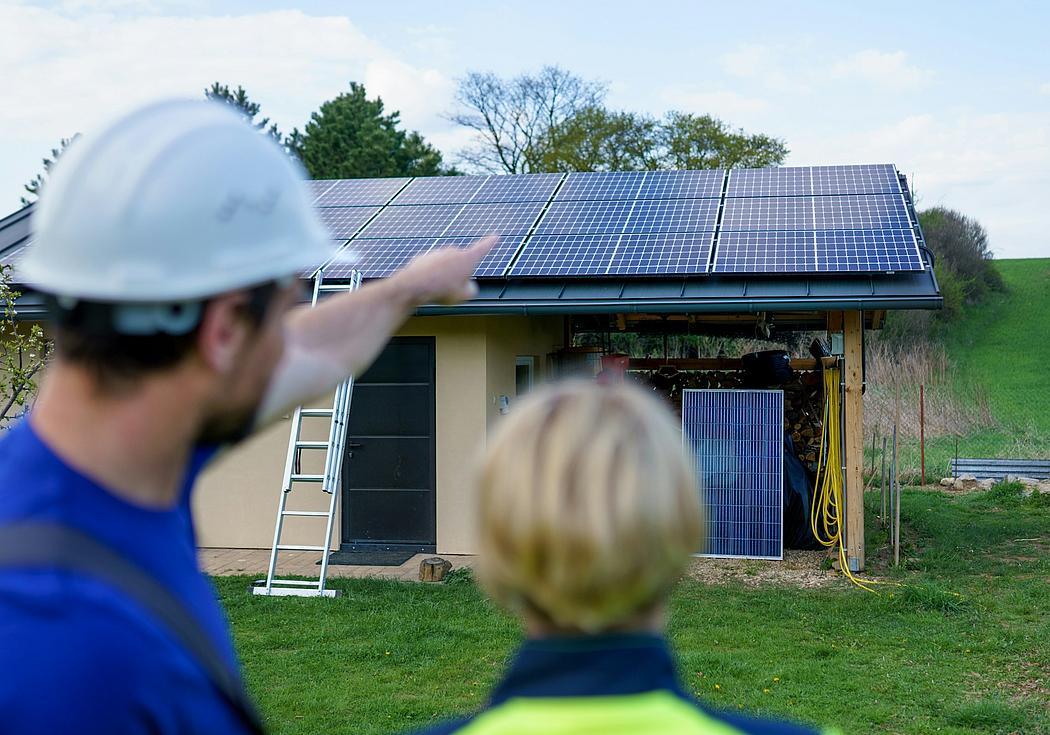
[196, 294, 251, 374]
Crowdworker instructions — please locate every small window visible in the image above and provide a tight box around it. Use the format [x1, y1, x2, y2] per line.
[515, 356, 535, 397]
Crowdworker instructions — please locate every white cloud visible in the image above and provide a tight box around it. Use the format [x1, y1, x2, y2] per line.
[719, 44, 932, 94]
[788, 111, 1050, 258]
[1040, 82, 1050, 95]
[0, 3, 460, 211]
[830, 50, 934, 91]
[657, 88, 769, 124]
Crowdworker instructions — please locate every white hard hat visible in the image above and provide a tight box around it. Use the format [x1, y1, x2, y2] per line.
[20, 99, 334, 303]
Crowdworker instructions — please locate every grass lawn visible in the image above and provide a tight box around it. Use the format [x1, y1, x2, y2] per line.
[218, 483, 1050, 735]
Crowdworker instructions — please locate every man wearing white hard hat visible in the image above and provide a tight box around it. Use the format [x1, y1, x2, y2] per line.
[0, 99, 494, 734]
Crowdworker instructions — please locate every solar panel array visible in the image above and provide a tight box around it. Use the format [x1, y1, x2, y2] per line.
[308, 164, 924, 280]
[682, 389, 784, 560]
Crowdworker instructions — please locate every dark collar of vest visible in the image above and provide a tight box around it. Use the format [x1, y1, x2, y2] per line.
[488, 633, 688, 705]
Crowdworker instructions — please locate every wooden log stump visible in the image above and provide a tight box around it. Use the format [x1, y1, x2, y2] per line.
[419, 556, 452, 582]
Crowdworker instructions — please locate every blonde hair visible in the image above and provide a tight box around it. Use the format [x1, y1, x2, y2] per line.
[474, 380, 703, 633]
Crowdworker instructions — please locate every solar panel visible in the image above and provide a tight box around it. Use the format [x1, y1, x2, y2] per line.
[305, 179, 336, 199]
[444, 201, 546, 237]
[325, 238, 434, 279]
[508, 234, 622, 277]
[812, 194, 911, 230]
[636, 169, 725, 200]
[315, 206, 382, 238]
[682, 389, 783, 559]
[607, 232, 714, 275]
[712, 229, 923, 273]
[534, 200, 634, 235]
[815, 229, 922, 272]
[356, 204, 462, 239]
[0, 242, 29, 267]
[726, 167, 809, 198]
[712, 231, 817, 273]
[555, 171, 647, 201]
[721, 197, 814, 231]
[314, 178, 409, 207]
[810, 164, 900, 195]
[393, 176, 488, 205]
[472, 173, 563, 203]
[460, 235, 529, 278]
[626, 198, 719, 233]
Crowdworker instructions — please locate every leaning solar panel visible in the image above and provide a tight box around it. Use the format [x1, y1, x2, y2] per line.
[812, 194, 911, 230]
[313, 178, 410, 207]
[635, 169, 725, 200]
[809, 164, 900, 196]
[607, 232, 714, 275]
[324, 238, 435, 279]
[682, 389, 784, 560]
[444, 201, 546, 237]
[508, 234, 623, 277]
[393, 175, 487, 205]
[356, 204, 462, 239]
[472, 173, 563, 203]
[554, 171, 647, 201]
[315, 206, 381, 238]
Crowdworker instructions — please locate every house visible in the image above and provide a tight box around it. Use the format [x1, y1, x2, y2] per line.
[0, 165, 942, 570]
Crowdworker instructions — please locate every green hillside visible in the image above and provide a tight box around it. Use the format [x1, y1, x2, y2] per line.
[946, 258, 1050, 437]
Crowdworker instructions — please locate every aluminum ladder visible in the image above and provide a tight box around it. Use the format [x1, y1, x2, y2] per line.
[253, 270, 362, 598]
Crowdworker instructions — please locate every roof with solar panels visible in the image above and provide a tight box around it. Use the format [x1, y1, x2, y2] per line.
[1, 163, 941, 320]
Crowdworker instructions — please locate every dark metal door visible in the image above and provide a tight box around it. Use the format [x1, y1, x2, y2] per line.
[341, 337, 436, 550]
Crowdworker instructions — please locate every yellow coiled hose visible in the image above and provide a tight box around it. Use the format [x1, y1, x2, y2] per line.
[810, 366, 889, 593]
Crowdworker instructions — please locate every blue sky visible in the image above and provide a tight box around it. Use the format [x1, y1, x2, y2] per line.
[3, 0, 1048, 257]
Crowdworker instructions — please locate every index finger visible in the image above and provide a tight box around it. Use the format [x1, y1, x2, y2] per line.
[464, 234, 498, 262]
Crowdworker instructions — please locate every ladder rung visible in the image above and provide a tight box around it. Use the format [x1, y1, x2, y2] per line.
[276, 544, 328, 551]
[290, 474, 324, 482]
[295, 441, 329, 449]
[300, 409, 334, 417]
[281, 510, 329, 517]
[268, 579, 322, 587]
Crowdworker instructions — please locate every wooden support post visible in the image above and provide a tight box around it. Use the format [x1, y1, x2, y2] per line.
[843, 310, 865, 572]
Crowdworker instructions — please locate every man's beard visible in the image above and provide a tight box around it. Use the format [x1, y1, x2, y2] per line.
[196, 403, 259, 446]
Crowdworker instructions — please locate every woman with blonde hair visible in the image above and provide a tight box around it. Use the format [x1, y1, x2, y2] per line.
[410, 381, 834, 735]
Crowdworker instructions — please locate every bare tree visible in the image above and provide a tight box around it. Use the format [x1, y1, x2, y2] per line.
[451, 66, 607, 174]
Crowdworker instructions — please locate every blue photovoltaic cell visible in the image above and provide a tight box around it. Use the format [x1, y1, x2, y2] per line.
[721, 197, 813, 231]
[555, 171, 647, 201]
[305, 179, 336, 199]
[313, 178, 409, 207]
[626, 198, 719, 233]
[809, 164, 900, 196]
[636, 170, 725, 200]
[534, 200, 635, 235]
[712, 231, 817, 273]
[508, 234, 621, 277]
[682, 389, 783, 560]
[812, 194, 910, 230]
[325, 238, 434, 279]
[465, 235, 529, 278]
[472, 173, 563, 203]
[315, 206, 382, 238]
[444, 201, 546, 237]
[713, 229, 923, 273]
[356, 204, 461, 239]
[726, 167, 809, 198]
[815, 229, 922, 272]
[393, 176, 487, 205]
[607, 232, 713, 275]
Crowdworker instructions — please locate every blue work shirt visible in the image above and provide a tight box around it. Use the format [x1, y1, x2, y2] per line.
[411, 633, 835, 735]
[0, 419, 250, 734]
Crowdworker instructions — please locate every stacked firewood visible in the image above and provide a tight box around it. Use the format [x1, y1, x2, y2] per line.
[634, 368, 825, 471]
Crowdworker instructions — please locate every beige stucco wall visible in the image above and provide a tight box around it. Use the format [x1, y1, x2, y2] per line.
[192, 314, 564, 554]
